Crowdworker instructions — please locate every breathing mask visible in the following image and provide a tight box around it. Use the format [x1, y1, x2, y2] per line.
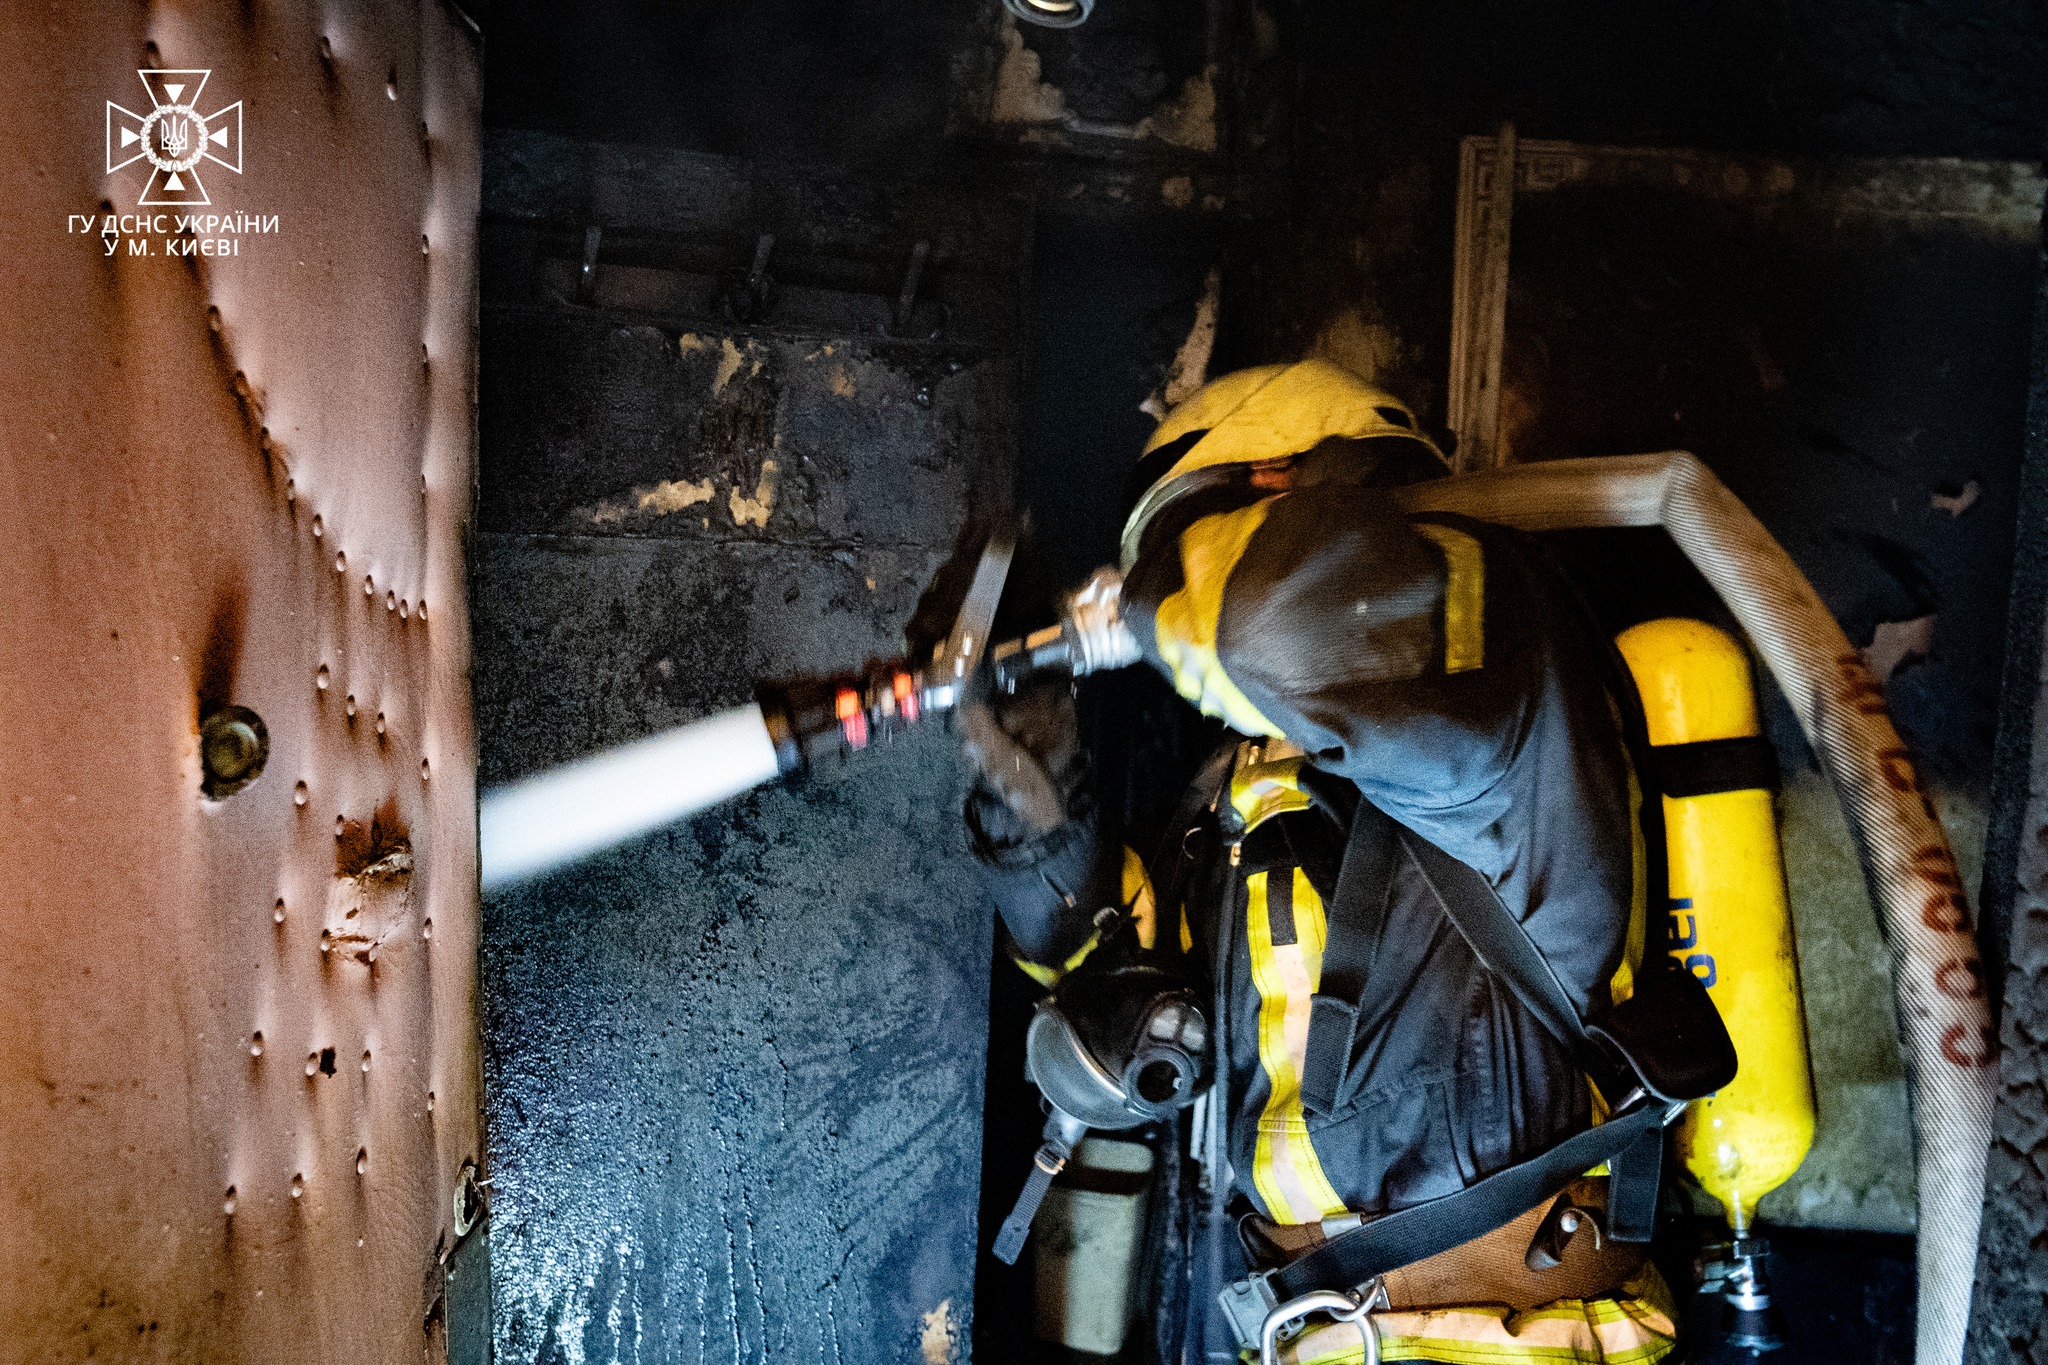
[992, 941, 1212, 1264]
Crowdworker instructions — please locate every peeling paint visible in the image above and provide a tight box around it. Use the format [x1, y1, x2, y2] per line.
[991, 19, 1068, 125]
[1135, 66, 1218, 153]
[1495, 381, 1544, 467]
[324, 815, 414, 965]
[585, 477, 718, 526]
[1164, 268, 1220, 407]
[919, 1300, 958, 1365]
[1142, 269, 1222, 419]
[1866, 614, 1938, 679]
[829, 367, 857, 399]
[1932, 480, 1981, 517]
[1250, 2, 1280, 58]
[639, 478, 717, 514]
[729, 459, 779, 528]
[713, 338, 756, 395]
[1160, 175, 1195, 209]
[678, 333, 709, 355]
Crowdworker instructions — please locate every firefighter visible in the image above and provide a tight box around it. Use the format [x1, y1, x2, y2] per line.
[964, 360, 1730, 1364]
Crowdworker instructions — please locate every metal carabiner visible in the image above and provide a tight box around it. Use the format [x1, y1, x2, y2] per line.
[1257, 1280, 1389, 1365]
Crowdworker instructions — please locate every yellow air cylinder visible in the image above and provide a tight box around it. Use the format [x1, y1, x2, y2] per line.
[1616, 618, 1815, 1234]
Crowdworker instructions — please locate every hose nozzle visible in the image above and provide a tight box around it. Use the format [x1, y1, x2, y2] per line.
[756, 557, 1140, 781]
[756, 660, 947, 777]
[990, 567, 1141, 693]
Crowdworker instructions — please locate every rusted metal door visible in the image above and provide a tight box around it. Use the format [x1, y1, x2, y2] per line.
[0, 5, 486, 1361]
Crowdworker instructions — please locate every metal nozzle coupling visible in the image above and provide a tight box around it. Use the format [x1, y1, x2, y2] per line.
[758, 557, 1141, 780]
[756, 659, 948, 778]
[990, 567, 1141, 693]
[757, 536, 1016, 778]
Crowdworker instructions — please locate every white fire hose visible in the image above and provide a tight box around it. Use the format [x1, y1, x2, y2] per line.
[1396, 451, 1994, 1365]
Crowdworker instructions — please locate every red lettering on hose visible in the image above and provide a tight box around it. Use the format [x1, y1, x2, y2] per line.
[1836, 653, 1890, 717]
[1938, 1023, 1994, 1068]
[1876, 747, 1919, 796]
[1934, 958, 1984, 1000]
[1908, 847, 1975, 933]
[1922, 890, 1974, 934]
[1908, 847, 1961, 886]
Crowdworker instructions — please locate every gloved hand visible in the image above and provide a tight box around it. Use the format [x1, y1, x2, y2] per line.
[959, 675, 1128, 972]
[958, 680, 1083, 845]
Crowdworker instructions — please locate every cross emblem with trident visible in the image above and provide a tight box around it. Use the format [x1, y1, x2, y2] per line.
[107, 69, 243, 207]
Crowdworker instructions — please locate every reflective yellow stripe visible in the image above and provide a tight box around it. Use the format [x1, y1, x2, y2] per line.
[1015, 932, 1099, 988]
[1281, 1267, 1677, 1365]
[1246, 867, 1346, 1223]
[1015, 843, 1157, 985]
[1154, 502, 1286, 736]
[1609, 755, 1648, 1007]
[1580, 1079, 1614, 1178]
[1123, 844, 1157, 951]
[1413, 522, 1485, 674]
[1231, 752, 1313, 830]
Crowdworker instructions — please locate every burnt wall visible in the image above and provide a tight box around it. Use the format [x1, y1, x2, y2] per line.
[1968, 190, 2048, 1365]
[472, 131, 1028, 1364]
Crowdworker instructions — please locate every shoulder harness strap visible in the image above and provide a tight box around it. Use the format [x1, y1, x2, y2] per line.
[1298, 802, 1398, 1118]
[1228, 818, 1735, 1335]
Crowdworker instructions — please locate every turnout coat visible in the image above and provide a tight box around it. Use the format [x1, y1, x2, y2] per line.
[968, 480, 1688, 1363]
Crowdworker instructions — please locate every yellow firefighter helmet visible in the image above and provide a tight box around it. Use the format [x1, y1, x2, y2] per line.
[1119, 359, 1449, 569]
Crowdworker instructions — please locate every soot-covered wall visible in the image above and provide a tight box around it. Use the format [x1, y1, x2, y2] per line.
[472, 128, 1025, 1362]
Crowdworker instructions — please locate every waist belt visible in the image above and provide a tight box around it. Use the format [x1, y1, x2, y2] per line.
[1243, 1177, 1646, 1314]
[1220, 804, 1735, 1352]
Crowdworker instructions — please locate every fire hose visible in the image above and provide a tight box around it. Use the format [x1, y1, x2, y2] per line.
[1397, 451, 1993, 1365]
[478, 451, 1989, 1363]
